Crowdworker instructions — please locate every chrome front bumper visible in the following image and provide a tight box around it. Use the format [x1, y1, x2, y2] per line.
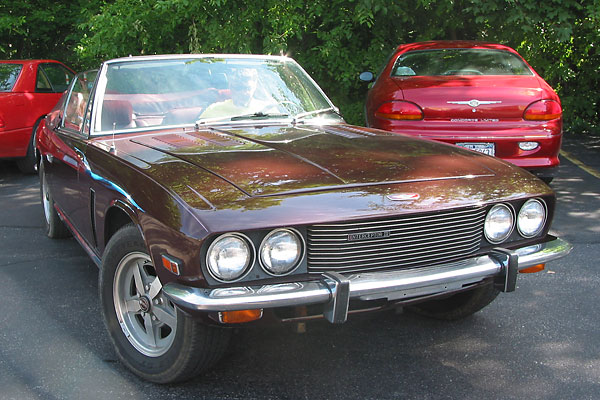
[163, 237, 572, 324]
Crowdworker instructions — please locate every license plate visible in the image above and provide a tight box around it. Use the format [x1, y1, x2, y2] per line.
[456, 142, 495, 156]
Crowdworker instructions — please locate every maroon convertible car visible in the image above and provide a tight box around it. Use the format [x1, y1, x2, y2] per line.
[37, 54, 571, 383]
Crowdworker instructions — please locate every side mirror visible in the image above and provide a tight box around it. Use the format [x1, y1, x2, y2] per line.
[359, 71, 374, 82]
[51, 113, 62, 131]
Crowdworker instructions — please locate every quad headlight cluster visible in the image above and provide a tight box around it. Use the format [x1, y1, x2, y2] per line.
[484, 199, 546, 244]
[206, 228, 304, 282]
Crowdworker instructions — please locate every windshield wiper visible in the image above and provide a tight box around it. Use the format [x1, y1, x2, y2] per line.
[195, 112, 289, 127]
[230, 112, 289, 121]
[292, 107, 341, 124]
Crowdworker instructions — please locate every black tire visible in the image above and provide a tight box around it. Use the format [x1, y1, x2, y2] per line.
[39, 160, 71, 239]
[408, 283, 499, 321]
[17, 118, 42, 174]
[100, 224, 230, 383]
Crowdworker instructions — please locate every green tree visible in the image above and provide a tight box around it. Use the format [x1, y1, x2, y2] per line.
[0, 0, 102, 68]
[2, 0, 597, 130]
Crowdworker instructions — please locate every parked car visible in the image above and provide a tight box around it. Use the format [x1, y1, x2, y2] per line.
[37, 54, 571, 383]
[0, 59, 74, 172]
[361, 41, 563, 183]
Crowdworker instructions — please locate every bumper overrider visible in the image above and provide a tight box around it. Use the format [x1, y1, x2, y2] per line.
[163, 237, 572, 324]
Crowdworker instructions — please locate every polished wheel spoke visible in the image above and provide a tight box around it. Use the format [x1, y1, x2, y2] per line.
[132, 263, 145, 295]
[148, 276, 162, 299]
[152, 305, 177, 329]
[143, 313, 157, 347]
[125, 299, 141, 313]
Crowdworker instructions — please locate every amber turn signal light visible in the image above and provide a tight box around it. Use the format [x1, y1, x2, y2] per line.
[519, 264, 545, 273]
[219, 309, 263, 323]
[161, 254, 180, 275]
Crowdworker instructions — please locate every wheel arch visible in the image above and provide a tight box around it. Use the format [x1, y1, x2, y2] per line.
[104, 201, 144, 250]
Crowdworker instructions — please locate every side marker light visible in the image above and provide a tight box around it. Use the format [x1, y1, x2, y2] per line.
[219, 309, 263, 323]
[520, 264, 545, 273]
[161, 254, 180, 275]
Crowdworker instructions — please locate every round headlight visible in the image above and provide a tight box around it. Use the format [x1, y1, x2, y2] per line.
[484, 204, 514, 243]
[206, 234, 253, 282]
[260, 229, 303, 276]
[517, 199, 546, 237]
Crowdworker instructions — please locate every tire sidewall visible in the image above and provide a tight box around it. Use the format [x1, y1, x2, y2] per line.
[99, 225, 194, 382]
[17, 118, 42, 174]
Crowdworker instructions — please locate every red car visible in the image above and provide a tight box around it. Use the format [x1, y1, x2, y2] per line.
[0, 59, 74, 172]
[362, 41, 562, 182]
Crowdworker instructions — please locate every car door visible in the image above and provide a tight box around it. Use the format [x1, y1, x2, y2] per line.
[47, 71, 97, 248]
[34, 62, 75, 119]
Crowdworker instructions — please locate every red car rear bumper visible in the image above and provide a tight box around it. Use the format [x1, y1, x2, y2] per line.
[0, 126, 31, 158]
[371, 119, 562, 173]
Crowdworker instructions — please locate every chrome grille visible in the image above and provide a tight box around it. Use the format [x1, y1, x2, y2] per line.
[307, 207, 486, 274]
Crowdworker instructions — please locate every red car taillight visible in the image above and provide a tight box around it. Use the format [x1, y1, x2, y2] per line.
[523, 100, 562, 121]
[374, 101, 423, 120]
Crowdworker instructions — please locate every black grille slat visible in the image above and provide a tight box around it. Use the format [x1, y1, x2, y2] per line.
[313, 208, 485, 229]
[310, 246, 481, 273]
[309, 230, 482, 258]
[308, 220, 483, 243]
[309, 227, 482, 250]
[307, 207, 485, 274]
[308, 240, 480, 265]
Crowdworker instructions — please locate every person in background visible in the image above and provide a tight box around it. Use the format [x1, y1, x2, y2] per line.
[200, 68, 271, 119]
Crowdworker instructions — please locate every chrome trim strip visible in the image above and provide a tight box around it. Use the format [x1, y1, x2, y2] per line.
[310, 207, 485, 229]
[308, 228, 482, 248]
[307, 243, 482, 272]
[163, 238, 572, 321]
[308, 232, 481, 258]
[308, 241, 480, 265]
[308, 219, 484, 238]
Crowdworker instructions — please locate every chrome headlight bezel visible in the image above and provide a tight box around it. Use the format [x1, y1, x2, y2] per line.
[484, 203, 515, 244]
[206, 232, 255, 283]
[259, 228, 305, 276]
[517, 198, 547, 238]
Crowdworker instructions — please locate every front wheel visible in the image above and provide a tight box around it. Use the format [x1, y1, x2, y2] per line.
[407, 283, 499, 320]
[100, 224, 230, 383]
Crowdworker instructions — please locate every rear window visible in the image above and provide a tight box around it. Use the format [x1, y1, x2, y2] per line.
[392, 49, 533, 77]
[0, 64, 23, 92]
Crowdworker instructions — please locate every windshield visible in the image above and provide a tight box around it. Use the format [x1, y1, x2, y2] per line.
[392, 49, 533, 76]
[93, 57, 340, 134]
[0, 64, 23, 92]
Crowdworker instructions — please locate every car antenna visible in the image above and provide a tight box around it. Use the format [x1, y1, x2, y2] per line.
[110, 122, 117, 154]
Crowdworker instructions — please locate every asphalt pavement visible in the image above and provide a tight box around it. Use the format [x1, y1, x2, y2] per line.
[0, 134, 599, 400]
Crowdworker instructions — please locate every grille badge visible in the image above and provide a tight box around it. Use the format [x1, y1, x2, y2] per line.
[387, 193, 420, 201]
[348, 230, 391, 242]
[447, 99, 502, 108]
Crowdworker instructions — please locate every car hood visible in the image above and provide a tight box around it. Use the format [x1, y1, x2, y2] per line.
[117, 124, 497, 197]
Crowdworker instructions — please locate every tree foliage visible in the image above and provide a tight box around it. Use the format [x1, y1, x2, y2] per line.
[1, 0, 598, 130]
